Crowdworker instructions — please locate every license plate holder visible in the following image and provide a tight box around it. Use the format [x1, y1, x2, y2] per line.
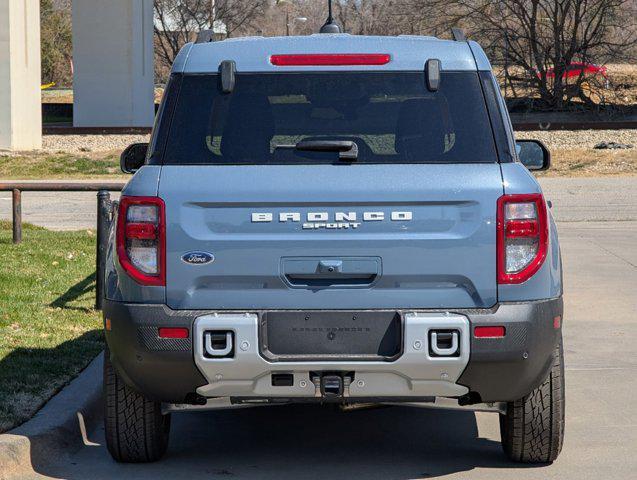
[260, 311, 402, 362]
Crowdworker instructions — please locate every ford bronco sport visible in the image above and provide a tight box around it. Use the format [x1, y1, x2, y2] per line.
[105, 31, 564, 464]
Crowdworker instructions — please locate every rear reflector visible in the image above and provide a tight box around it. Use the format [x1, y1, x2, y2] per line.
[474, 326, 506, 338]
[270, 53, 391, 66]
[158, 327, 189, 339]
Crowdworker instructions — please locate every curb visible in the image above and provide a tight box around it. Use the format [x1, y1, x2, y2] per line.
[0, 352, 103, 479]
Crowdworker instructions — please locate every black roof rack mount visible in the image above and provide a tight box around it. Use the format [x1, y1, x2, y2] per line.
[219, 60, 236, 93]
[196, 30, 215, 44]
[451, 27, 467, 42]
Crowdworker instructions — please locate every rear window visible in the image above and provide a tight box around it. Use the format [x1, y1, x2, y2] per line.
[163, 71, 497, 165]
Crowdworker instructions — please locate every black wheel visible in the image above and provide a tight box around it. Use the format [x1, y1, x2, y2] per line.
[104, 347, 171, 462]
[500, 335, 565, 463]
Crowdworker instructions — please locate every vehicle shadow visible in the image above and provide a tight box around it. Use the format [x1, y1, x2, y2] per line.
[0, 331, 103, 434]
[49, 272, 96, 312]
[39, 404, 545, 479]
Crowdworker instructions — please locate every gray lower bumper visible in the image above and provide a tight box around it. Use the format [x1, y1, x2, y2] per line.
[103, 297, 562, 404]
[193, 312, 470, 399]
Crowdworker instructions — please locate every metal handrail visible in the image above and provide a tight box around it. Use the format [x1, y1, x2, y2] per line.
[1, 181, 127, 309]
[0, 181, 126, 191]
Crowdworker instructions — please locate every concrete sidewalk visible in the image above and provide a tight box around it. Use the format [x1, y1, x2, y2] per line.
[1, 176, 636, 230]
[539, 176, 637, 222]
[0, 355, 103, 480]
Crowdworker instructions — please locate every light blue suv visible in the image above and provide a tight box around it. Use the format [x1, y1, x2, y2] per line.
[105, 32, 564, 464]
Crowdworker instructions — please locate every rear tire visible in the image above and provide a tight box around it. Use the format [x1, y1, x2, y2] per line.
[104, 347, 171, 462]
[499, 335, 565, 463]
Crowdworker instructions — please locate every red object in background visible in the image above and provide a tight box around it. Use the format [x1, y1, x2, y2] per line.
[536, 62, 608, 80]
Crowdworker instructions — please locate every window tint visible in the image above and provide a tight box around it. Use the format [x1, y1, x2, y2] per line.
[163, 72, 497, 165]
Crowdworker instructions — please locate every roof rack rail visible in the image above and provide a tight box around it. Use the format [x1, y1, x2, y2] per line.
[196, 30, 215, 44]
[451, 27, 467, 42]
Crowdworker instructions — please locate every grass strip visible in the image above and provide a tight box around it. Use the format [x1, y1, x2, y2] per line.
[0, 221, 103, 432]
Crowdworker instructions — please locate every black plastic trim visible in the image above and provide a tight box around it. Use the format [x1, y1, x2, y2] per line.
[103, 299, 207, 403]
[219, 60, 236, 93]
[146, 73, 182, 166]
[451, 27, 467, 42]
[479, 71, 514, 163]
[457, 296, 563, 402]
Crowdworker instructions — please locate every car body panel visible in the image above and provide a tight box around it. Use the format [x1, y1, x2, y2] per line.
[120, 165, 161, 197]
[467, 40, 492, 71]
[158, 163, 503, 310]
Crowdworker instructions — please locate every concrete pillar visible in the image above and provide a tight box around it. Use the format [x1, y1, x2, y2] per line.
[73, 0, 154, 127]
[0, 0, 42, 150]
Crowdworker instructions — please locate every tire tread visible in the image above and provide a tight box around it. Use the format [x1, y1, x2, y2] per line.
[500, 336, 565, 463]
[104, 348, 170, 463]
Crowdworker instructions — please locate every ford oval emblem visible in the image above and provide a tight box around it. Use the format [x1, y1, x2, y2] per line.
[181, 251, 214, 265]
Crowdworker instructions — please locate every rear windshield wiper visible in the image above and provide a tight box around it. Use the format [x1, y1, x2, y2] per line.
[274, 140, 358, 161]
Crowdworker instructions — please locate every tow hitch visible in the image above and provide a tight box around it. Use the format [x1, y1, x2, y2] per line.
[311, 372, 354, 399]
[321, 375, 344, 396]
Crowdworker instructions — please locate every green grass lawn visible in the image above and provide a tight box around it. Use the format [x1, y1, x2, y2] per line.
[0, 152, 125, 179]
[0, 221, 103, 432]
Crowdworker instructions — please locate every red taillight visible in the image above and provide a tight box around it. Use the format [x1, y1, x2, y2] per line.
[116, 196, 166, 286]
[474, 326, 506, 338]
[497, 193, 548, 284]
[158, 327, 188, 339]
[270, 53, 391, 66]
[125, 223, 157, 240]
[505, 219, 538, 238]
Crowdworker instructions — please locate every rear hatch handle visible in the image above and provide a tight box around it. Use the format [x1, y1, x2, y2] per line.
[282, 257, 380, 288]
[318, 260, 343, 274]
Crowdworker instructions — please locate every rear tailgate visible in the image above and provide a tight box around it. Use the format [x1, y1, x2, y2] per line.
[160, 163, 502, 310]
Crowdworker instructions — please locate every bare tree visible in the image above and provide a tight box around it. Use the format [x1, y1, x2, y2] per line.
[154, 0, 266, 75]
[410, 0, 637, 109]
[331, 0, 414, 35]
[41, 0, 73, 86]
[152, 0, 637, 110]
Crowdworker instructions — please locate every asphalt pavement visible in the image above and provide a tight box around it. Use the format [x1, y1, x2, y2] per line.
[5, 175, 636, 479]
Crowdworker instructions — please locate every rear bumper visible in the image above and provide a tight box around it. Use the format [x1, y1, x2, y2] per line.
[103, 297, 562, 404]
